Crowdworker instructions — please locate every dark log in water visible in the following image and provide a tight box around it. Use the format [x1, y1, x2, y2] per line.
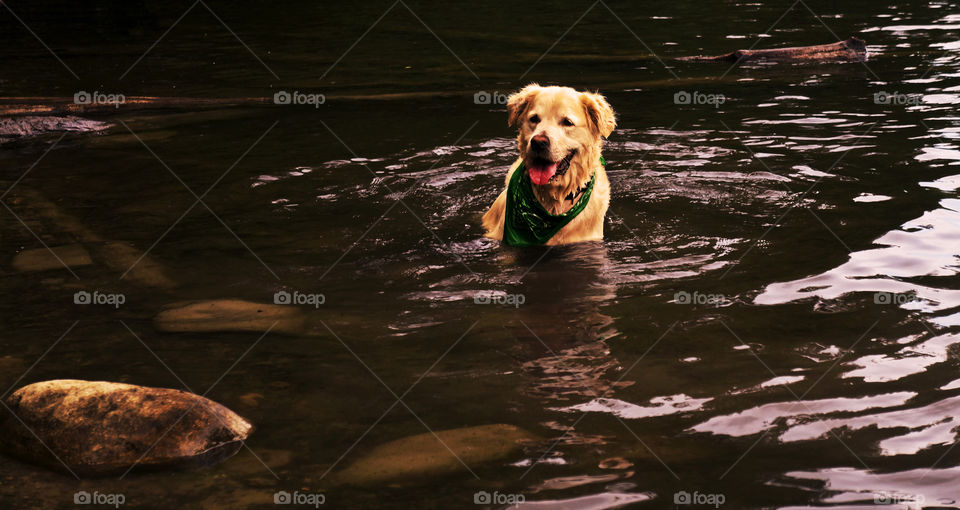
[678, 37, 867, 64]
[0, 115, 110, 138]
[0, 38, 867, 124]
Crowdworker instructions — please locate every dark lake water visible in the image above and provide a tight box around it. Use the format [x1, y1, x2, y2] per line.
[2, 0, 960, 508]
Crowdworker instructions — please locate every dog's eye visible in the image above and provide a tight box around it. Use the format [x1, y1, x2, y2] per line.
[529, 115, 540, 124]
[561, 117, 574, 127]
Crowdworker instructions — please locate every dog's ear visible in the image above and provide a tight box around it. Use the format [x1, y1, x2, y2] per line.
[507, 83, 542, 127]
[580, 91, 616, 138]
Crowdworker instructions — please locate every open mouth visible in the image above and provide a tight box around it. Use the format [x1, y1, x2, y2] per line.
[526, 151, 576, 186]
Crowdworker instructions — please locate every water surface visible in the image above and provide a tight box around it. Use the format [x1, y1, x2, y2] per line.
[2, 1, 960, 508]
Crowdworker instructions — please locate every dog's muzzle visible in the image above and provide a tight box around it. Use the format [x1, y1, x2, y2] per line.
[526, 150, 577, 186]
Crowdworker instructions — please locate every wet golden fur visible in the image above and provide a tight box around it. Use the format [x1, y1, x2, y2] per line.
[482, 84, 616, 245]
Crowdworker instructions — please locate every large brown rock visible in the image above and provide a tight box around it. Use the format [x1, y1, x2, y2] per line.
[0, 380, 252, 476]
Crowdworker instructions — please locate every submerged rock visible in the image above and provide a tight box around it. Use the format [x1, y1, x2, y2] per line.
[154, 299, 308, 335]
[6, 188, 177, 288]
[332, 424, 535, 486]
[95, 241, 177, 288]
[0, 380, 252, 476]
[220, 448, 293, 477]
[11, 244, 93, 273]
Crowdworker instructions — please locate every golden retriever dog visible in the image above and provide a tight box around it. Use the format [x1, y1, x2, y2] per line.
[482, 84, 616, 246]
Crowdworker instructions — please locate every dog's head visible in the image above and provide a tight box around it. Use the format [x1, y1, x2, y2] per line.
[507, 84, 616, 188]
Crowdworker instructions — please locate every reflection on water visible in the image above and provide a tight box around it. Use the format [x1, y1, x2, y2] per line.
[780, 394, 960, 455]
[755, 198, 960, 312]
[557, 394, 712, 419]
[509, 491, 655, 510]
[779, 466, 959, 509]
[843, 332, 960, 382]
[690, 392, 916, 437]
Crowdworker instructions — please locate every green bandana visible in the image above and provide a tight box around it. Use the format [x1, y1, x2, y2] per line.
[502, 157, 603, 247]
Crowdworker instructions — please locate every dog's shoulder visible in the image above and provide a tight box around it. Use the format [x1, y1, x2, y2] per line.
[504, 157, 523, 185]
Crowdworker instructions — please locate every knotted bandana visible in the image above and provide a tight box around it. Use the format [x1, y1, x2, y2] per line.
[502, 158, 603, 247]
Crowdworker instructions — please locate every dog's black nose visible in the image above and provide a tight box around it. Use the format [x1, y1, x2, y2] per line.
[530, 135, 550, 151]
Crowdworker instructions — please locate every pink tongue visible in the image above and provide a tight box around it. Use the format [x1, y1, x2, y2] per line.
[527, 162, 557, 186]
